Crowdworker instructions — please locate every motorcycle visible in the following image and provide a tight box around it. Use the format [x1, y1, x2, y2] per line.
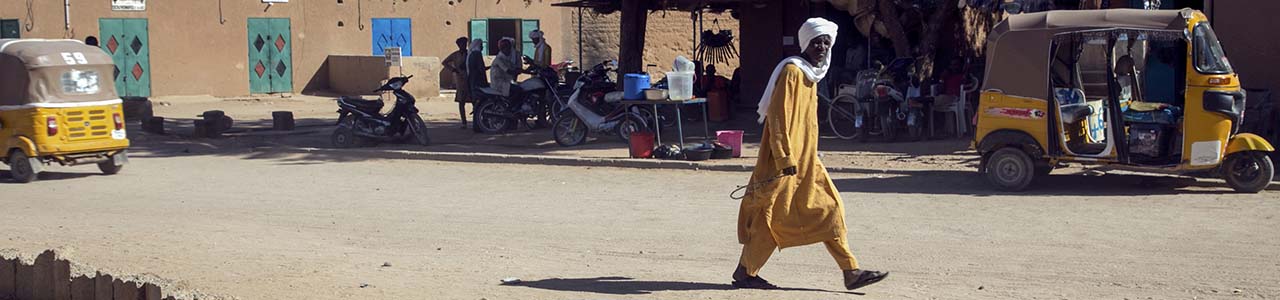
[472, 56, 564, 133]
[552, 60, 650, 147]
[331, 75, 431, 147]
[854, 58, 914, 142]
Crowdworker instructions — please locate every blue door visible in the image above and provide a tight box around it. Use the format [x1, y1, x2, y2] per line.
[372, 18, 412, 56]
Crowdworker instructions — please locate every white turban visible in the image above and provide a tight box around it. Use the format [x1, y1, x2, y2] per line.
[756, 18, 839, 123]
[529, 30, 544, 39]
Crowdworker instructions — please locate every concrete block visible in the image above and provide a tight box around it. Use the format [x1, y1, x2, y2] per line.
[1, 258, 15, 298]
[92, 274, 112, 300]
[68, 276, 93, 300]
[142, 117, 165, 134]
[140, 283, 159, 300]
[110, 279, 135, 300]
[52, 259, 71, 300]
[272, 111, 296, 131]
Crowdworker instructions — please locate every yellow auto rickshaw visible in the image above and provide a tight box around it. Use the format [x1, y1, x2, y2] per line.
[975, 9, 1274, 192]
[1, 39, 130, 183]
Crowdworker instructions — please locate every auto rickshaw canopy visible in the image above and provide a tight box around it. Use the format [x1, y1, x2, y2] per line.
[983, 8, 1195, 99]
[1, 39, 118, 106]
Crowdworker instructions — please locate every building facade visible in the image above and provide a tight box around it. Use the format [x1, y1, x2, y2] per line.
[0, 0, 572, 97]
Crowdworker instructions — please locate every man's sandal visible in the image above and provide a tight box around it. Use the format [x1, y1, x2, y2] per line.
[731, 276, 780, 290]
[844, 269, 889, 290]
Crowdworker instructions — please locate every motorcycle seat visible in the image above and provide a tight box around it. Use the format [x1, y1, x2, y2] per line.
[339, 96, 384, 114]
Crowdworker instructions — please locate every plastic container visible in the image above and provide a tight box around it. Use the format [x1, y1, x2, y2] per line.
[683, 146, 713, 161]
[665, 71, 695, 100]
[623, 74, 651, 100]
[716, 130, 744, 158]
[629, 131, 656, 158]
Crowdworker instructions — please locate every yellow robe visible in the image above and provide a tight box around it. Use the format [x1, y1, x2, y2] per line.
[738, 64, 847, 249]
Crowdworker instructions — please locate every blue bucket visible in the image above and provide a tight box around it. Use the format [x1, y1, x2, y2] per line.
[623, 74, 651, 100]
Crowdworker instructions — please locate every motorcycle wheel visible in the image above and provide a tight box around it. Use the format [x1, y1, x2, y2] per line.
[332, 125, 357, 148]
[549, 99, 564, 125]
[409, 115, 432, 146]
[553, 111, 588, 147]
[827, 96, 861, 140]
[475, 100, 513, 134]
[616, 113, 648, 143]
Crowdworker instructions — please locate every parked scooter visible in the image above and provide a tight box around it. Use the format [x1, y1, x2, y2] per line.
[331, 75, 431, 147]
[853, 58, 914, 142]
[472, 56, 563, 133]
[552, 60, 650, 147]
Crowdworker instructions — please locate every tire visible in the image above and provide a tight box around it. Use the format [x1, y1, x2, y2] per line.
[616, 113, 648, 142]
[1222, 151, 1274, 193]
[332, 125, 358, 148]
[408, 115, 432, 146]
[7, 151, 38, 183]
[549, 99, 564, 124]
[553, 112, 588, 147]
[97, 160, 123, 175]
[828, 96, 861, 140]
[475, 100, 513, 134]
[984, 148, 1036, 191]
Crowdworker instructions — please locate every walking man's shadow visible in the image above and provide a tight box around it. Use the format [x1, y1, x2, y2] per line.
[504, 276, 863, 295]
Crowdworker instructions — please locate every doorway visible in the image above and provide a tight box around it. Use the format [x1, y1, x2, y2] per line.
[247, 18, 293, 94]
[99, 18, 151, 97]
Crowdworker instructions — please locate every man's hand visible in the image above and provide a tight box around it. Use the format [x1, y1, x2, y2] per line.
[782, 167, 797, 176]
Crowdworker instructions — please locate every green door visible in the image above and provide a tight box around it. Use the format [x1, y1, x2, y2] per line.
[247, 18, 293, 94]
[99, 18, 151, 97]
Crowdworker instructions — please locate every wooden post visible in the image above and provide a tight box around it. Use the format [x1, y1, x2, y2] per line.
[33, 251, 55, 300]
[53, 258, 71, 300]
[69, 275, 93, 300]
[619, 0, 650, 80]
[111, 279, 137, 300]
[141, 283, 160, 300]
[0, 258, 15, 299]
[93, 273, 112, 300]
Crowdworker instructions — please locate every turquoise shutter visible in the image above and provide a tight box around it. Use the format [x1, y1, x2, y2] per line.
[469, 19, 488, 55]
[521, 19, 540, 58]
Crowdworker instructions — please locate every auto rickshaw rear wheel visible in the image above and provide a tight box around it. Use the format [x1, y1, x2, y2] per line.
[6, 151, 38, 183]
[1222, 151, 1274, 193]
[97, 160, 123, 175]
[985, 147, 1036, 191]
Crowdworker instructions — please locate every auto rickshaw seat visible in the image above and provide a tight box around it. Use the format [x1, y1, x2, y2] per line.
[1061, 103, 1094, 124]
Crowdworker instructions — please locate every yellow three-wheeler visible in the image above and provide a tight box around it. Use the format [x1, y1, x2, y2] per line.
[975, 9, 1274, 192]
[1, 39, 129, 183]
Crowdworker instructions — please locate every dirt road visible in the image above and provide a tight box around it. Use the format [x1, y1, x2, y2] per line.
[2, 152, 1279, 299]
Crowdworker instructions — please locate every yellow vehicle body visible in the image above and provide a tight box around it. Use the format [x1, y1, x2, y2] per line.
[2, 38, 131, 182]
[1, 102, 130, 160]
[974, 9, 1273, 192]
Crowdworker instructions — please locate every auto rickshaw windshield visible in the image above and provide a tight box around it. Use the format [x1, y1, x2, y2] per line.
[1192, 22, 1232, 74]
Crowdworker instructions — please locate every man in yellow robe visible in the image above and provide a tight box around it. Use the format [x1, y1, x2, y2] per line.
[732, 18, 888, 291]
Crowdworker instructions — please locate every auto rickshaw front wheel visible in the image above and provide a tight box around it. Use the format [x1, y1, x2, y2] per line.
[1222, 151, 1274, 193]
[985, 148, 1036, 192]
[6, 151, 38, 183]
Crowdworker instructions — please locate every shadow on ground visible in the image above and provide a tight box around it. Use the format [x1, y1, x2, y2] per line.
[833, 169, 1280, 196]
[505, 276, 861, 296]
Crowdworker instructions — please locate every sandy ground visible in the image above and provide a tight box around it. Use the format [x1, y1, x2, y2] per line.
[3, 150, 1279, 299]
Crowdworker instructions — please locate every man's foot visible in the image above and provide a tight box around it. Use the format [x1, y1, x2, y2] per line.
[842, 269, 888, 291]
[731, 264, 779, 290]
[731, 276, 780, 290]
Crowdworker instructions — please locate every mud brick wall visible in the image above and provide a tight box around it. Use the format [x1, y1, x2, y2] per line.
[0, 251, 167, 300]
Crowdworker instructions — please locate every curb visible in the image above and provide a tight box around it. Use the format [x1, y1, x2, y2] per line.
[258, 146, 894, 174]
